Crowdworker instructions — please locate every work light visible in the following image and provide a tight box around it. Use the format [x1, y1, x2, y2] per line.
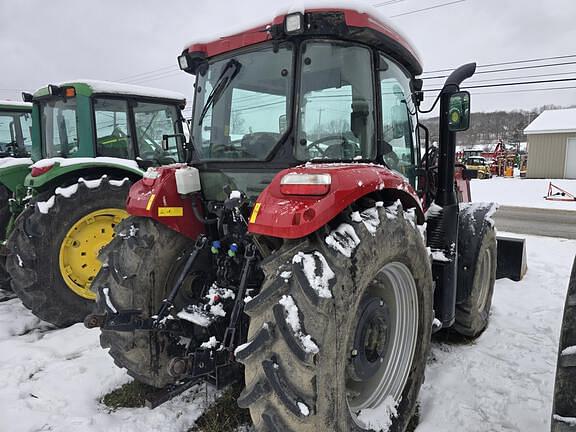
[285, 13, 304, 34]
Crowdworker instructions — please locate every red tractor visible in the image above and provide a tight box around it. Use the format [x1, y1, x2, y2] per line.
[86, 6, 525, 431]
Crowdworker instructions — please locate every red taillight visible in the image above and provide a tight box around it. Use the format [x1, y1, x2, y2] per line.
[31, 164, 55, 177]
[280, 173, 331, 196]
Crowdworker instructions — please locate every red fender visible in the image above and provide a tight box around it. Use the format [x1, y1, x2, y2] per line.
[125, 165, 205, 240]
[249, 164, 423, 239]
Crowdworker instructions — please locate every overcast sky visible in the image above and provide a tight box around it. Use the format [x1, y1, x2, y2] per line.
[2, 0, 576, 115]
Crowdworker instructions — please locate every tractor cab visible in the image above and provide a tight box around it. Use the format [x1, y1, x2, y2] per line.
[0, 100, 32, 159]
[24, 80, 187, 173]
[178, 9, 431, 202]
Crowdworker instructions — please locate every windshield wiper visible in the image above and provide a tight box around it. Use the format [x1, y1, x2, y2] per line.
[198, 59, 241, 126]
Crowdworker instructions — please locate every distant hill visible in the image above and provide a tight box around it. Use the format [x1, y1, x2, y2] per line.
[420, 104, 576, 148]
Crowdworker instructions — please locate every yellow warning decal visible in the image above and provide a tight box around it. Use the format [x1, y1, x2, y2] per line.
[158, 207, 184, 217]
[146, 194, 156, 211]
[249, 203, 262, 224]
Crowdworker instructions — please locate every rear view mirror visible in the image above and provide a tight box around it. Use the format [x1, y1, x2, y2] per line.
[447, 91, 471, 132]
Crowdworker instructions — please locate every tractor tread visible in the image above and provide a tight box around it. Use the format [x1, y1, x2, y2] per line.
[272, 303, 314, 365]
[235, 322, 275, 362]
[7, 177, 131, 327]
[261, 358, 314, 418]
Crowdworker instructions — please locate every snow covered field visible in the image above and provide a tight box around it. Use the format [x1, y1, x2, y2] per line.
[471, 177, 576, 211]
[1, 234, 574, 432]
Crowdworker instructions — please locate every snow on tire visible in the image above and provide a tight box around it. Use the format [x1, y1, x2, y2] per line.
[6, 176, 131, 327]
[238, 202, 433, 432]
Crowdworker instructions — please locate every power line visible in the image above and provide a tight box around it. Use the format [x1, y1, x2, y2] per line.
[443, 70, 576, 85]
[423, 60, 576, 80]
[423, 76, 576, 92]
[388, 0, 467, 18]
[423, 54, 576, 76]
[373, 0, 408, 8]
[116, 65, 176, 82]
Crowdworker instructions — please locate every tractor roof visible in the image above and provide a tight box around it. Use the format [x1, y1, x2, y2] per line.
[183, 1, 422, 75]
[0, 100, 32, 112]
[33, 80, 186, 105]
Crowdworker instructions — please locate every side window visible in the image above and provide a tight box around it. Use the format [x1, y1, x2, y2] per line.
[297, 42, 375, 161]
[133, 102, 181, 163]
[379, 55, 417, 184]
[94, 98, 133, 159]
[41, 99, 79, 158]
[0, 114, 14, 152]
[18, 112, 33, 152]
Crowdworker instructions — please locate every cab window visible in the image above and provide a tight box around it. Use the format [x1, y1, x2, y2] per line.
[41, 99, 79, 158]
[133, 102, 181, 163]
[296, 41, 375, 161]
[93, 98, 133, 159]
[379, 54, 417, 184]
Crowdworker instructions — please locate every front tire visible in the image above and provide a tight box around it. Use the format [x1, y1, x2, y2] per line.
[6, 176, 131, 327]
[454, 223, 497, 338]
[238, 203, 433, 431]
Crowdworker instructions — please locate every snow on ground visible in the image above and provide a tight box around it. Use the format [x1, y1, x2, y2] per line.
[0, 301, 210, 432]
[418, 234, 576, 432]
[471, 177, 576, 211]
[1, 234, 574, 432]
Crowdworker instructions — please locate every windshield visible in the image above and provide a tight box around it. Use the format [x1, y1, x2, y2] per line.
[41, 99, 78, 157]
[192, 43, 293, 160]
[296, 41, 376, 161]
[0, 111, 32, 156]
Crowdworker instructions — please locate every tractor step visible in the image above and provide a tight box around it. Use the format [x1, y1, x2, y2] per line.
[496, 235, 527, 281]
[552, 415, 576, 431]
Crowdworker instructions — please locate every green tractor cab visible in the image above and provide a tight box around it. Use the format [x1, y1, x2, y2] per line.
[4, 80, 188, 326]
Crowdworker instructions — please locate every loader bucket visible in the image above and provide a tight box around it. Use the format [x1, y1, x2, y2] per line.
[496, 235, 527, 281]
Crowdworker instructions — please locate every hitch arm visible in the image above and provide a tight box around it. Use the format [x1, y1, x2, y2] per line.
[155, 235, 208, 323]
[222, 244, 256, 351]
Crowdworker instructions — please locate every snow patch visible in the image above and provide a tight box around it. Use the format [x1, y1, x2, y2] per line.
[102, 287, 117, 314]
[31, 157, 141, 172]
[297, 401, 310, 417]
[200, 336, 219, 350]
[358, 207, 380, 235]
[292, 251, 334, 298]
[0, 157, 32, 169]
[553, 414, 576, 425]
[177, 306, 212, 327]
[561, 345, 576, 357]
[36, 196, 55, 214]
[278, 295, 319, 354]
[325, 223, 360, 257]
[431, 250, 450, 262]
[357, 395, 398, 431]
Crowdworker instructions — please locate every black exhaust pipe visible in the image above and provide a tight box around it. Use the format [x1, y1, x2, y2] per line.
[427, 63, 476, 327]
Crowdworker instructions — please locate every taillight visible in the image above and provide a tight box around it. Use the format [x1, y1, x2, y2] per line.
[280, 173, 331, 196]
[31, 164, 55, 177]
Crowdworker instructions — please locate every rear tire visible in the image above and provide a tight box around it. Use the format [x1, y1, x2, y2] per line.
[238, 204, 433, 432]
[6, 177, 131, 327]
[0, 184, 13, 291]
[454, 224, 497, 338]
[95, 216, 207, 388]
[551, 257, 576, 431]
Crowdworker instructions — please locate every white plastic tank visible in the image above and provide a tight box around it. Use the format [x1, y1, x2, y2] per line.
[175, 166, 201, 194]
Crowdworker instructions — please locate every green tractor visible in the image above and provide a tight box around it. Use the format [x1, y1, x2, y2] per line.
[4, 80, 187, 326]
[0, 100, 33, 295]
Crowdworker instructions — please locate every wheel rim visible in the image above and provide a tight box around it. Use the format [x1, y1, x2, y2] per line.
[346, 262, 419, 428]
[476, 248, 492, 312]
[59, 208, 128, 300]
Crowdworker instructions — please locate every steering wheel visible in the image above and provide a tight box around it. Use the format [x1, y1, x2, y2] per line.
[210, 144, 253, 159]
[307, 135, 358, 159]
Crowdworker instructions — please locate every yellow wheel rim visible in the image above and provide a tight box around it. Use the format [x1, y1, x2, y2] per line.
[59, 208, 128, 300]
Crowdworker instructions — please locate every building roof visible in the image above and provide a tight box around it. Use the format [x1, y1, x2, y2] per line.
[524, 108, 576, 135]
